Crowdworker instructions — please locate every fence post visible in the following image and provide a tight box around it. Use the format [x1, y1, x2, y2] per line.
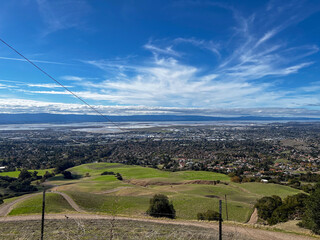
[40, 189, 46, 240]
[219, 199, 222, 240]
[225, 194, 228, 221]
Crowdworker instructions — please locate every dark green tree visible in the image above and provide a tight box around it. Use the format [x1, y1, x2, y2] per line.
[301, 184, 320, 234]
[18, 169, 32, 181]
[147, 194, 175, 219]
[62, 171, 73, 179]
[255, 195, 282, 220]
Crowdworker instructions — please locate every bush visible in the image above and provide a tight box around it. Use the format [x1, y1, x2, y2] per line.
[62, 171, 73, 179]
[197, 210, 220, 221]
[101, 171, 115, 175]
[147, 194, 176, 219]
[231, 176, 241, 183]
[115, 173, 123, 180]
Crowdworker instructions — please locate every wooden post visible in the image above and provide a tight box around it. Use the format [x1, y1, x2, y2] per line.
[225, 194, 228, 221]
[40, 189, 46, 240]
[219, 199, 222, 240]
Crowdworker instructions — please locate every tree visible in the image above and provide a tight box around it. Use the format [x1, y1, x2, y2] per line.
[62, 171, 73, 179]
[18, 169, 32, 181]
[147, 194, 175, 219]
[301, 184, 320, 234]
[255, 195, 282, 220]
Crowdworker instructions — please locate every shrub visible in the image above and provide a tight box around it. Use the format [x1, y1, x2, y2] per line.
[231, 176, 241, 183]
[62, 171, 73, 179]
[147, 194, 175, 219]
[197, 210, 220, 221]
[115, 173, 123, 181]
[101, 171, 115, 175]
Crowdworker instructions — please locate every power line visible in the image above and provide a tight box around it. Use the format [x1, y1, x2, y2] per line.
[0, 38, 125, 132]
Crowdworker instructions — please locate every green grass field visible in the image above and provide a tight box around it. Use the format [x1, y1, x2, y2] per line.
[70, 163, 230, 182]
[9, 193, 75, 215]
[5, 163, 302, 223]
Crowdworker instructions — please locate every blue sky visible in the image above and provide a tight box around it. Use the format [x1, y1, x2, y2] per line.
[0, 0, 320, 117]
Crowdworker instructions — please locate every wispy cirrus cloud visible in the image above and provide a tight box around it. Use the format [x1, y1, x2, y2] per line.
[80, 2, 319, 109]
[0, 56, 67, 65]
[2, 1, 319, 117]
[36, 0, 92, 35]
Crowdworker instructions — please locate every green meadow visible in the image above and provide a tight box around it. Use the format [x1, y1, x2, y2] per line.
[4, 163, 302, 222]
[9, 193, 75, 215]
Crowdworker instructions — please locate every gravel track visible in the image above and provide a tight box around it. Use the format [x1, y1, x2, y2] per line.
[0, 213, 317, 240]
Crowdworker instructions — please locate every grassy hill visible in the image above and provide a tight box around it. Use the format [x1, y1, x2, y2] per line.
[3, 163, 303, 222]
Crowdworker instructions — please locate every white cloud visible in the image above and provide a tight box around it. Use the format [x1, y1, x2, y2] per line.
[27, 83, 70, 88]
[144, 43, 180, 57]
[1, 98, 320, 118]
[0, 56, 67, 65]
[61, 75, 85, 81]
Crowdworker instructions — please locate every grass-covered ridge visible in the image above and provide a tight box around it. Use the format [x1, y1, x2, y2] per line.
[6, 163, 302, 223]
[70, 163, 230, 182]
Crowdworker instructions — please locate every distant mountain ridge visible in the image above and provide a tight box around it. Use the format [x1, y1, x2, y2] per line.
[0, 113, 319, 124]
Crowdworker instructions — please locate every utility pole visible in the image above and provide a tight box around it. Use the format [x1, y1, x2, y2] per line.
[225, 194, 228, 221]
[219, 199, 222, 240]
[40, 189, 46, 240]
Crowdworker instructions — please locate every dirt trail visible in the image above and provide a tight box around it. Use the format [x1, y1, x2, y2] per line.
[0, 213, 316, 240]
[0, 191, 84, 216]
[247, 208, 258, 224]
[48, 191, 85, 213]
[0, 193, 41, 216]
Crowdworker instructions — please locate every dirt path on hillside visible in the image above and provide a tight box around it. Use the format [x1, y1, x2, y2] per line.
[48, 191, 85, 213]
[0, 191, 84, 216]
[0, 213, 316, 240]
[247, 208, 258, 224]
[0, 193, 41, 216]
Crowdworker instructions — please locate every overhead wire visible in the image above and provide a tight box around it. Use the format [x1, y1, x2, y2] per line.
[0, 37, 125, 132]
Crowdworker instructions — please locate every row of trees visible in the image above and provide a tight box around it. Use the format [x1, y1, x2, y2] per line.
[255, 184, 320, 234]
